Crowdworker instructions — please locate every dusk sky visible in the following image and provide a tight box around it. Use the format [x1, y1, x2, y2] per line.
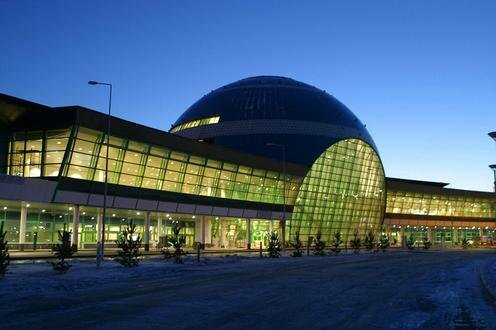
[1, 1, 495, 191]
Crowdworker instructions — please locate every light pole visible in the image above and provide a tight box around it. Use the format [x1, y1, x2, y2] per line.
[489, 164, 496, 193]
[88, 80, 112, 267]
[266, 142, 286, 250]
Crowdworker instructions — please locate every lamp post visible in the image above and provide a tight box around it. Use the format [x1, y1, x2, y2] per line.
[88, 80, 112, 267]
[266, 142, 286, 250]
[489, 164, 496, 193]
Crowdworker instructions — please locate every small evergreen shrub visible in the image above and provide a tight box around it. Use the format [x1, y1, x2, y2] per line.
[422, 235, 432, 250]
[51, 224, 76, 274]
[169, 224, 187, 264]
[330, 231, 343, 255]
[290, 231, 303, 257]
[461, 237, 470, 249]
[313, 231, 326, 256]
[379, 233, 390, 252]
[406, 233, 415, 250]
[349, 230, 361, 254]
[114, 219, 142, 267]
[0, 221, 9, 277]
[364, 230, 375, 251]
[267, 231, 281, 258]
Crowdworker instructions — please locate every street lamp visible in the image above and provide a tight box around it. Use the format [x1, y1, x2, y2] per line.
[489, 164, 496, 193]
[88, 80, 112, 267]
[266, 142, 286, 250]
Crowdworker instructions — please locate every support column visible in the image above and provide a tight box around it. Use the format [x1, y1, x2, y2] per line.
[96, 208, 103, 244]
[246, 219, 251, 249]
[19, 201, 27, 250]
[156, 217, 162, 241]
[280, 219, 286, 250]
[453, 228, 459, 244]
[269, 220, 274, 233]
[72, 205, 80, 251]
[205, 217, 212, 246]
[219, 219, 226, 248]
[479, 227, 484, 239]
[427, 227, 432, 242]
[144, 211, 151, 251]
[400, 226, 406, 249]
[200, 216, 206, 248]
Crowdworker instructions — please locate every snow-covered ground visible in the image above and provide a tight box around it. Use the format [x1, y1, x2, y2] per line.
[1, 250, 495, 329]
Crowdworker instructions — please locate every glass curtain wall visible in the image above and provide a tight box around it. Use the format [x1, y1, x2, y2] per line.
[288, 139, 386, 244]
[7, 126, 301, 206]
[7, 129, 70, 177]
[386, 190, 496, 218]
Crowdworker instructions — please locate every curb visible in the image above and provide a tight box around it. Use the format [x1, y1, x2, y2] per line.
[478, 261, 496, 305]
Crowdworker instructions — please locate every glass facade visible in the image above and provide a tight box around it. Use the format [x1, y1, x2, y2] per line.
[170, 116, 220, 133]
[288, 139, 386, 244]
[7, 126, 301, 206]
[386, 190, 496, 218]
[7, 129, 70, 177]
[5, 127, 494, 251]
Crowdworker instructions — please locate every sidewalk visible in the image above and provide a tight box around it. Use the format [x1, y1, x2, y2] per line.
[9, 247, 261, 260]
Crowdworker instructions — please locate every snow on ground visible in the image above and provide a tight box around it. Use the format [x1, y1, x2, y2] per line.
[0, 254, 254, 299]
[1, 250, 496, 329]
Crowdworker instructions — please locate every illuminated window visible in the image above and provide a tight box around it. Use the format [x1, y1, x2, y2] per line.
[170, 116, 220, 133]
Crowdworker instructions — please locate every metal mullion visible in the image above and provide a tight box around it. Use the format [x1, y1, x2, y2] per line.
[89, 133, 104, 181]
[41, 130, 47, 177]
[113, 140, 127, 184]
[59, 125, 78, 177]
[157, 156, 169, 191]
[136, 145, 150, 188]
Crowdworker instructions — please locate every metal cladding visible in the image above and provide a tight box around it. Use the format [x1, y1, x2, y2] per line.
[171, 76, 377, 166]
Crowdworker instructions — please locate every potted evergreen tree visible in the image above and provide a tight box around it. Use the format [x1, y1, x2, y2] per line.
[169, 223, 187, 264]
[267, 231, 281, 258]
[406, 233, 416, 250]
[330, 231, 343, 255]
[350, 230, 361, 254]
[114, 219, 142, 267]
[290, 231, 303, 257]
[422, 234, 432, 250]
[364, 230, 375, 251]
[313, 231, 326, 256]
[51, 224, 76, 273]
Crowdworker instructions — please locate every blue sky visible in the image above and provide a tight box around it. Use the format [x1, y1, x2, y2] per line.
[1, 0, 495, 191]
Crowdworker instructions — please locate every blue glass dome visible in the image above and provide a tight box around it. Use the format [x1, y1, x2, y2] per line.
[172, 76, 377, 166]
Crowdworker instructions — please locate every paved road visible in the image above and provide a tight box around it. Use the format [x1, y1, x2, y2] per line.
[3, 250, 496, 329]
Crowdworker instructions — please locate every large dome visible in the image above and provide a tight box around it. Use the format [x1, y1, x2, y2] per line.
[171, 76, 377, 166]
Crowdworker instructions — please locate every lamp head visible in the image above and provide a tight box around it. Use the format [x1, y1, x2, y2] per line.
[88, 80, 99, 85]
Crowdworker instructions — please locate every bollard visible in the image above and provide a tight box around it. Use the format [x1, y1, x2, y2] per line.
[259, 241, 263, 258]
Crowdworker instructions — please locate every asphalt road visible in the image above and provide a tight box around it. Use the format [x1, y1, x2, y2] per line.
[3, 250, 496, 329]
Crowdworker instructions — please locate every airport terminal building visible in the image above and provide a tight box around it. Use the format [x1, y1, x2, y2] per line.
[0, 76, 494, 250]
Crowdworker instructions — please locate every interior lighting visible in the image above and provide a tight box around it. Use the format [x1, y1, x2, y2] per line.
[2, 206, 6, 210]
[42, 209, 46, 213]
